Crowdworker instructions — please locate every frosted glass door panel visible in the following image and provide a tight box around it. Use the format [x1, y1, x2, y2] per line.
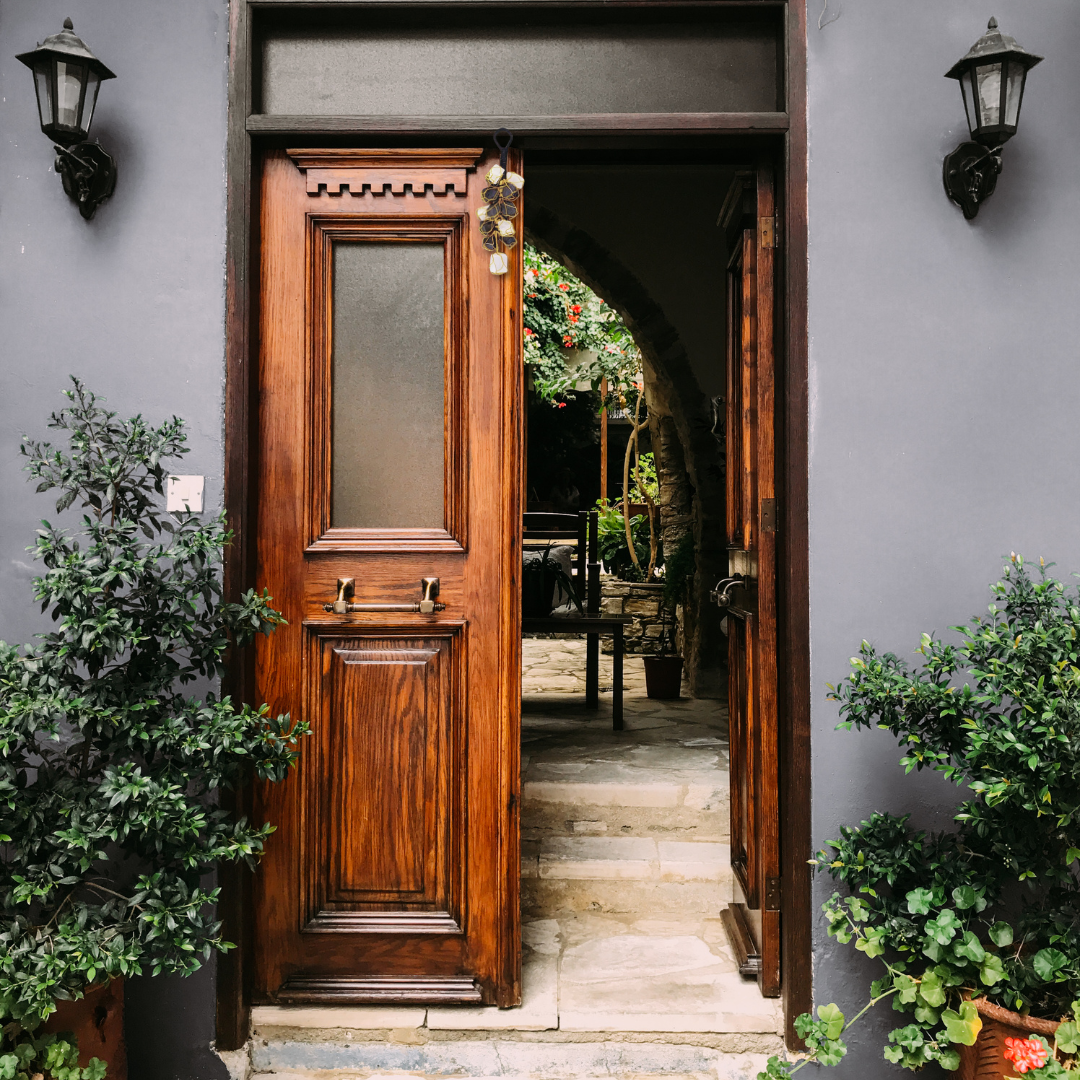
[331, 242, 445, 529]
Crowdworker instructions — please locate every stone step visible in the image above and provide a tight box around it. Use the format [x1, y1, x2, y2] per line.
[248, 1036, 780, 1080]
[524, 837, 731, 881]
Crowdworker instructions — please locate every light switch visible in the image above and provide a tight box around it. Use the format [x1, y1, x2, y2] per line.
[167, 475, 204, 513]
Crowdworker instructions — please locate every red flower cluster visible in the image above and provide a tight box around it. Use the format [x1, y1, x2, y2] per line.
[1004, 1038, 1050, 1074]
[571, 304, 582, 313]
[562, 334, 574, 347]
[558, 282, 570, 291]
[555, 402, 567, 409]
[524, 327, 534, 337]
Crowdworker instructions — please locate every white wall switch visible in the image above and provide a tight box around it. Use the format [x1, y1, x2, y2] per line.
[167, 475, 205, 513]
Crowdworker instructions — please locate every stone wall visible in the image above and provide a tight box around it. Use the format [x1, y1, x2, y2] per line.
[600, 577, 674, 655]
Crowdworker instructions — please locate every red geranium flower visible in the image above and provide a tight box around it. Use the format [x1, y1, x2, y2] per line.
[571, 304, 582, 313]
[555, 402, 567, 409]
[524, 328, 534, 337]
[558, 282, 570, 291]
[1004, 1037, 1050, 1073]
[568, 315, 579, 324]
[562, 334, 574, 346]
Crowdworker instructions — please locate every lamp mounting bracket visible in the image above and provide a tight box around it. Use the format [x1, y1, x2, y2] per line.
[943, 140, 1002, 221]
[54, 141, 117, 220]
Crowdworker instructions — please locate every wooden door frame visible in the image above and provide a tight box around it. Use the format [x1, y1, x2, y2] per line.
[218, 0, 810, 1051]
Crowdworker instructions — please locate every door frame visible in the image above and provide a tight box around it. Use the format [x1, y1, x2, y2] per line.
[218, 0, 810, 1050]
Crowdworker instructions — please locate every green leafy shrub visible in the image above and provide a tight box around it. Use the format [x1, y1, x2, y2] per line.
[595, 501, 651, 580]
[0, 380, 306, 1069]
[762, 555, 1080, 1076]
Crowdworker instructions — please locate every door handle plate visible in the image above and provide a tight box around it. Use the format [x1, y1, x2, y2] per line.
[324, 577, 445, 614]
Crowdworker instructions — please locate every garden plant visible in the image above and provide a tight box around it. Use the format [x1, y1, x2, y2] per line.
[760, 556, 1080, 1077]
[0, 380, 305, 1078]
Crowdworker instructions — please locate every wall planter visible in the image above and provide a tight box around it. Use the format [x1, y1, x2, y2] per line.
[957, 998, 1060, 1080]
[44, 980, 126, 1080]
[644, 655, 683, 698]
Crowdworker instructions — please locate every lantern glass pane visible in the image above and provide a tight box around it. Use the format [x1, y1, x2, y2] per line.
[960, 70, 975, 133]
[33, 62, 54, 130]
[1004, 61, 1026, 128]
[55, 60, 85, 130]
[975, 62, 1002, 128]
[82, 70, 101, 133]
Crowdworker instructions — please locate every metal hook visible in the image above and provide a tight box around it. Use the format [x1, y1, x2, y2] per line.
[493, 128, 514, 172]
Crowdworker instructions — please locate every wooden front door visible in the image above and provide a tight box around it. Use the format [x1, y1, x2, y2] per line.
[719, 164, 781, 998]
[252, 148, 522, 1006]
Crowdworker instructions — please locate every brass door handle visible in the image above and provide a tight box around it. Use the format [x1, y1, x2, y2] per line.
[324, 577, 445, 614]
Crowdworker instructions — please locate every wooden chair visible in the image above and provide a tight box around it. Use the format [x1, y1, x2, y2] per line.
[521, 510, 633, 731]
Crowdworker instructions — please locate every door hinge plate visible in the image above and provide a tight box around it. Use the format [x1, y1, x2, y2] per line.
[764, 876, 782, 911]
[759, 215, 780, 249]
[760, 498, 777, 533]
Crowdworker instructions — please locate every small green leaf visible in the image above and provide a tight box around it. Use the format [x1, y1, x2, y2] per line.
[817, 1002, 845, 1041]
[1033, 948, 1068, 981]
[906, 888, 933, 915]
[989, 922, 1014, 947]
[942, 1001, 983, 1046]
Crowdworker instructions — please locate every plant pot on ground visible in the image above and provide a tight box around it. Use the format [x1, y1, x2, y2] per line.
[0, 379, 305, 1079]
[758, 556, 1080, 1080]
[643, 655, 683, 699]
[643, 565, 687, 699]
[43, 980, 126, 1079]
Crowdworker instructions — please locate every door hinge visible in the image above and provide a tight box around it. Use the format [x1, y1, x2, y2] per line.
[759, 215, 780, 249]
[764, 876, 782, 911]
[760, 498, 777, 533]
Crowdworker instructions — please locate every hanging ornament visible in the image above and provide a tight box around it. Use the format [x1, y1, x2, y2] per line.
[477, 128, 523, 276]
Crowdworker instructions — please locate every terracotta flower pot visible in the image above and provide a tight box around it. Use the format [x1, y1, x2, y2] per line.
[644, 655, 683, 699]
[957, 997, 1060, 1080]
[44, 978, 127, 1080]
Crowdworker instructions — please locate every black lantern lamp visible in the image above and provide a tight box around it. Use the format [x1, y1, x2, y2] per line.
[17, 18, 117, 220]
[943, 18, 1042, 220]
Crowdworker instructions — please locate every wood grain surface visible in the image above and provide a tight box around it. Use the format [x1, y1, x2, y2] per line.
[250, 147, 522, 1006]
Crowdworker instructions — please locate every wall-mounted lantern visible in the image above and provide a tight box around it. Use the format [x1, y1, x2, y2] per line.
[943, 18, 1042, 220]
[17, 19, 117, 220]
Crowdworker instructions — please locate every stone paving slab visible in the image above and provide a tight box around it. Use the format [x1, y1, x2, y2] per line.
[537, 837, 731, 882]
[251, 1040, 776, 1078]
[426, 952, 558, 1031]
[251, 1007, 427, 1031]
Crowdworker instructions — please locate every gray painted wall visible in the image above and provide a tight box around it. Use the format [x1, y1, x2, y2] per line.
[807, 2, 1080, 1073]
[0, 2, 229, 1076]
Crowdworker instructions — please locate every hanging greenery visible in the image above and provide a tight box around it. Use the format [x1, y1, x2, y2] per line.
[523, 245, 641, 409]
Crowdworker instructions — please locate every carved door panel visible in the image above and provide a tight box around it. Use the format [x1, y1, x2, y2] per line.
[720, 164, 780, 998]
[252, 148, 522, 1006]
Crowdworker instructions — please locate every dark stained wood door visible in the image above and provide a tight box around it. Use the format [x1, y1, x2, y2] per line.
[252, 148, 522, 1006]
[720, 164, 780, 998]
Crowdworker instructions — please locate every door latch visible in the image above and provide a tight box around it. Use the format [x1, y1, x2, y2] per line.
[710, 576, 745, 608]
[324, 577, 445, 615]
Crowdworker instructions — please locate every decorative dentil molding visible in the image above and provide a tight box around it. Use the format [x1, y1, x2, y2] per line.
[287, 148, 483, 197]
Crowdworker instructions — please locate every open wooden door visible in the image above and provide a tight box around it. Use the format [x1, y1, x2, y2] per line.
[718, 164, 781, 998]
[251, 148, 522, 1006]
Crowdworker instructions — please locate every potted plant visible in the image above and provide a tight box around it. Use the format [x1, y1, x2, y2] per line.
[0, 380, 306, 1078]
[758, 555, 1080, 1078]
[642, 533, 694, 699]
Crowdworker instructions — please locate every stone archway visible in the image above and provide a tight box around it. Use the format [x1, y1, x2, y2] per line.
[525, 201, 727, 697]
